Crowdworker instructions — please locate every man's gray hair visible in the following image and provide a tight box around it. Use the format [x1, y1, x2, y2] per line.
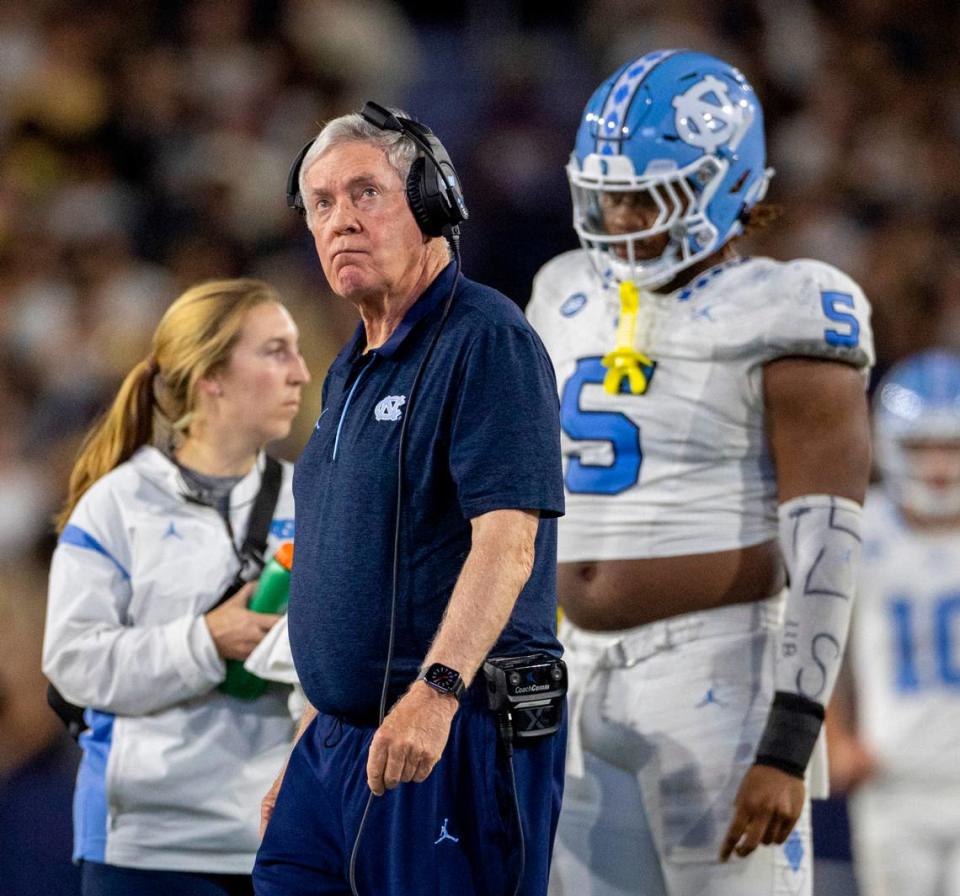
[298, 109, 417, 221]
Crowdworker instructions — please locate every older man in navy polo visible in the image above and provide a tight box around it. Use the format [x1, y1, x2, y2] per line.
[253, 108, 566, 896]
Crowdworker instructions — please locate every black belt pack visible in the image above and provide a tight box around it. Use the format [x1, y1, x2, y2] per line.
[482, 652, 567, 743]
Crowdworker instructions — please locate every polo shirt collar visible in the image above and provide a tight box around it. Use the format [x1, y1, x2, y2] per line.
[332, 261, 458, 372]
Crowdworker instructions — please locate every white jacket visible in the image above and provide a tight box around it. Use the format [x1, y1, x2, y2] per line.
[43, 446, 296, 873]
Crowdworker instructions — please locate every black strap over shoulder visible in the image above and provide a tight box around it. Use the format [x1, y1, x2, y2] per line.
[209, 454, 284, 610]
[242, 455, 283, 567]
[48, 455, 286, 739]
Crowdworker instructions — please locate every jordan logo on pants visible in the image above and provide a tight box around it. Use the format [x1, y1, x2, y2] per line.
[434, 818, 459, 845]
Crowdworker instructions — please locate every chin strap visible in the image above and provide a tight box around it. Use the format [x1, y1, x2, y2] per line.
[602, 280, 656, 395]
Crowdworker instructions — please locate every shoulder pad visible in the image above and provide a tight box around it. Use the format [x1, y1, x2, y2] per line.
[759, 259, 874, 370]
[528, 250, 595, 321]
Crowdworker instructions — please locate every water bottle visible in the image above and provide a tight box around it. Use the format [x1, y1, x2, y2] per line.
[219, 542, 293, 699]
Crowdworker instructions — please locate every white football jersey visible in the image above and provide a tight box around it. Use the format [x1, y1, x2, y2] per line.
[527, 250, 874, 562]
[851, 488, 960, 785]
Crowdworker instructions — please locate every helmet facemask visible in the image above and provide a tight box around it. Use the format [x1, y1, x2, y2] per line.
[568, 152, 758, 290]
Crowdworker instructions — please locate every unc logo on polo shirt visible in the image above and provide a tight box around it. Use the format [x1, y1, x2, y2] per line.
[374, 395, 406, 422]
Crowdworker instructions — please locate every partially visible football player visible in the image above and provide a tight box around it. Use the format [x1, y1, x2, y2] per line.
[828, 350, 960, 896]
[526, 49, 873, 895]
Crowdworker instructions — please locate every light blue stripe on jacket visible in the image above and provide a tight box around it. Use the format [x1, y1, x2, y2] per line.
[73, 709, 114, 863]
[59, 524, 130, 581]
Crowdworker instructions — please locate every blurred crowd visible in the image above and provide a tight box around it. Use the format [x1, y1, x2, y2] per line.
[1, 0, 958, 891]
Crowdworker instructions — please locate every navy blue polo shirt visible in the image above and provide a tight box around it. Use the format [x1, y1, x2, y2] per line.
[289, 262, 565, 721]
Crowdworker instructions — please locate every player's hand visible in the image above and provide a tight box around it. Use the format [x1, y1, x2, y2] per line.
[205, 582, 281, 661]
[366, 680, 458, 796]
[260, 766, 285, 838]
[719, 764, 805, 862]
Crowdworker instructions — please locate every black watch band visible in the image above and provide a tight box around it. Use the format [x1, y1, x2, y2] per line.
[417, 663, 466, 701]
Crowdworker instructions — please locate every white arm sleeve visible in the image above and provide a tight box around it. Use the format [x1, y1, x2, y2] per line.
[43, 535, 226, 716]
[776, 493, 863, 705]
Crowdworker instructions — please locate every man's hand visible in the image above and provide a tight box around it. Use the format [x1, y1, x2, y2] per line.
[205, 582, 280, 660]
[719, 764, 805, 862]
[366, 681, 458, 796]
[260, 767, 285, 837]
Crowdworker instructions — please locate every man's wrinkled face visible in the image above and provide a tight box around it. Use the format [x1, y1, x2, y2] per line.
[303, 141, 425, 302]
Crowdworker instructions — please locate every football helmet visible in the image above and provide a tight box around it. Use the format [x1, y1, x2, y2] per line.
[568, 49, 772, 289]
[874, 350, 960, 519]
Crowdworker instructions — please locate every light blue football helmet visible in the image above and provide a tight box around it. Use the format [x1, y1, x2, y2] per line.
[874, 350, 960, 517]
[568, 49, 773, 289]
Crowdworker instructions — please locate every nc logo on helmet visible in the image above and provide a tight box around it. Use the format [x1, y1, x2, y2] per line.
[374, 395, 406, 422]
[672, 75, 753, 154]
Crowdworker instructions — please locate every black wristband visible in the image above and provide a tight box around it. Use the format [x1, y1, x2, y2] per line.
[754, 691, 825, 779]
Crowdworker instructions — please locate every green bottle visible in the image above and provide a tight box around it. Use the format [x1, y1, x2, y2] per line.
[219, 542, 294, 700]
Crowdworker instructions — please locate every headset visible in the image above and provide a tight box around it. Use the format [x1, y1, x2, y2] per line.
[285, 101, 468, 243]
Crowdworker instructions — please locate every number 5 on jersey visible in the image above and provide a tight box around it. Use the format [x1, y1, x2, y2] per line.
[821, 291, 860, 348]
[560, 357, 642, 495]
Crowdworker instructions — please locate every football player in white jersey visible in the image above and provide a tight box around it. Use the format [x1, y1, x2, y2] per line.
[526, 50, 874, 896]
[827, 350, 960, 896]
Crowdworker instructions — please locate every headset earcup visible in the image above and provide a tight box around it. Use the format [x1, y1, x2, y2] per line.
[406, 157, 444, 237]
[286, 139, 314, 216]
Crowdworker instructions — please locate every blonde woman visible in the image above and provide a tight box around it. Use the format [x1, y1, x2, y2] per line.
[43, 279, 309, 896]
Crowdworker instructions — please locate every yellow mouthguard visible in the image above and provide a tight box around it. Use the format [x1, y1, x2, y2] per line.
[601, 280, 654, 395]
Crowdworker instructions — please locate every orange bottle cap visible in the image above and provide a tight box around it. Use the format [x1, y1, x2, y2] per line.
[274, 541, 294, 570]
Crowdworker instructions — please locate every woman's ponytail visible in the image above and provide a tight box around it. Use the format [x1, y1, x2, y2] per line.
[54, 357, 157, 533]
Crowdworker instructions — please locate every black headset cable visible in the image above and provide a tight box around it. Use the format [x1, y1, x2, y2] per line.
[348, 235, 461, 896]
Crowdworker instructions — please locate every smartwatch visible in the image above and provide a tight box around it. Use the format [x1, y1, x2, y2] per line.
[417, 663, 465, 701]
